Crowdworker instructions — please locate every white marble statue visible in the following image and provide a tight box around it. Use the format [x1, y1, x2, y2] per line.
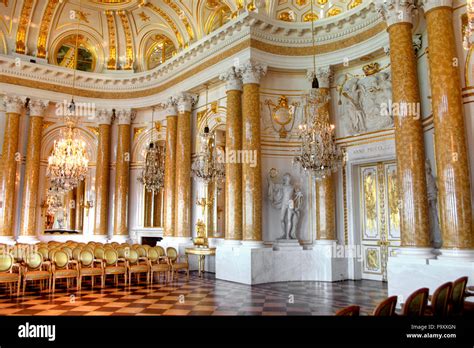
[425, 160, 442, 249]
[267, 170, 303, 240]
[338, 70, 394, 136]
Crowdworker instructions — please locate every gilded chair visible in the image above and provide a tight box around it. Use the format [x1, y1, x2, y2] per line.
[148, 248, 169, 284]
[135, 246, 148, 261]
[335, 305, 360, 316]
[401, 288, 429, 316]
[51, 251, 79, 293]
[38, 247, 49, 261]
[22, 252, 51, 295]
[426, 282, 453, 316]
[155, 246, 165, 257]
[0, 254, 21, 296]
[61, 247, 73, 260]
[78, 250, 104, 290]
[72, 247, 83, 261]
[103, 249, 127, 286]
[166, 247, 189, 281]
[449, 277, 468, 316]
[48, 248, 59, 262]
[126, 249, 150, 285]
[94, 246, 105, 260]
[373, 296, 398, 316]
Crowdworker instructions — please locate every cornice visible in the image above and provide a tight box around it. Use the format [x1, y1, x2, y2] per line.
[0, 5, 384, 101]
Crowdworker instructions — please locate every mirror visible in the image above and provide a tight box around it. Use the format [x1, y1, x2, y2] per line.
[43, 180, 86, 233]
[144, 188, 164, 228]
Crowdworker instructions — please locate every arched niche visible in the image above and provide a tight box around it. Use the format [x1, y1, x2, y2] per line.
[136, 28, 180, 72]
[48, 30, 106, 73]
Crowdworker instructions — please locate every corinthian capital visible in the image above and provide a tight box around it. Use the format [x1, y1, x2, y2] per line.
[4, 95, 26, 114]
[165, 96, 178, 116]
[219, 66, 242, 91]
[307, 66, 333, 89]
[237, 60, 267, 85]
[116, 109, 133, 125]
[375, 0, 416, 27]
[28, 99, 49, 117]
[419, 0, 452, 13]
[96, 109, 114, 125]
[176, 92, 198, 113]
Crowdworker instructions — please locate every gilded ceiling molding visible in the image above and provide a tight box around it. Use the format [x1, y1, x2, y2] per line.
[0, 40, 251, 99]
[105, 10, 118, 69]
[145, 2, 184, 47]
[15, 0, 34, 54]
[118, 10, 134, 70]
[163, 0, 195, 41]
[249, 22, 386, 56]
[36, 0, 60, 59]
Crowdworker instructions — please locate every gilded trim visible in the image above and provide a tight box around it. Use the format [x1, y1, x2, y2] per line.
[36, 0, 60, 59]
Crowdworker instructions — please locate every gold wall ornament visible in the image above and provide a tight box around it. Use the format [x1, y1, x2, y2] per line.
[366, 248, 379, 271]
[362, 62, 381, 76]
[264, 95, 298, 138]
[37, 0, 61, 58]
[105, 10, 118, 70]
[133, 126, 147, 141]
[76, 11, 90, 23]
[138, 11, 150, 22]
[42, 121, 56, 132]
[15, 0, 34, 54]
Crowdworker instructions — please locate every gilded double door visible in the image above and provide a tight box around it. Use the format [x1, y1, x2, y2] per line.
[359, 161, 400, 281]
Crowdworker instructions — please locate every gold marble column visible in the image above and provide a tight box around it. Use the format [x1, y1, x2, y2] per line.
[19, 99, 49, 240]
[378, 0, 431, 249]
[422, 0, 473, 249]
[174, 93, 195, 238]
[94, 109, 113, 236]
[113, 109, 132, 237]
[219, 67, 243, 242]
[0, 96, 24, 237]
[163, 98, 178, 237]
[239, 60, 267, 243]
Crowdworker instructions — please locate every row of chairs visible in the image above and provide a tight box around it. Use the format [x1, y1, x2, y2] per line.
[0, 241, 190, 296]
[336, 276, 472, 316]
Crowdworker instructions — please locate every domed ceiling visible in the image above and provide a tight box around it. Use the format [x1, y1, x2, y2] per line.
[0, 0, 365, 73]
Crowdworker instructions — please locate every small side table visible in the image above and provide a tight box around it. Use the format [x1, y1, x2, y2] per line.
[185, 247, 216, 277]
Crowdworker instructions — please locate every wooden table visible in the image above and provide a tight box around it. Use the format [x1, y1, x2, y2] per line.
[185, 247, 216, 277]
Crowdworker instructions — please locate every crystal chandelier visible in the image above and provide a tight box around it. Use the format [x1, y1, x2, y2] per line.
[46, 0, 88, 193]
[464, 0, 474, 50]
[138, 108, 166, 193]
[191, 126, 225, 184]
[294, 89, 344, 180]
[293, 0, 344, 180]
[191, 85, 225, 184]
[47, 125, 89, 192]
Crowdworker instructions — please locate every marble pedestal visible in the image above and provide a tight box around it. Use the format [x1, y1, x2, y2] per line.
[388, 254, 474, 307]
[216, 241, 347, 285]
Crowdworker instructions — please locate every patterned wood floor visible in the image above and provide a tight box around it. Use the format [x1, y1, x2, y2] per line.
[0, 273, 388, 316]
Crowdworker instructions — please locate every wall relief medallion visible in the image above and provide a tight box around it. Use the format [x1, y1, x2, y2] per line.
[337, 63, 393, 137]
